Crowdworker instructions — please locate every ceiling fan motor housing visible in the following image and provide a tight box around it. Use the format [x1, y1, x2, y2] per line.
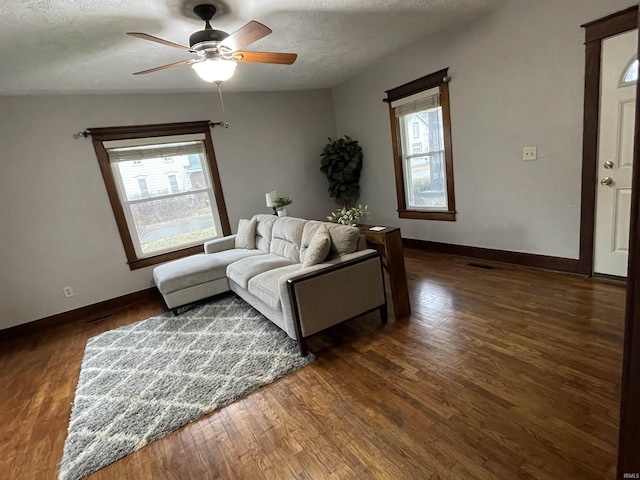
[189, 29, 229, 47]
[189, 4, 229, 48]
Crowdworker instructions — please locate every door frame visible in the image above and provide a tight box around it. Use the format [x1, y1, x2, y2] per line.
[580, 7, 640, 476]
[579, 6, 638, 276]
[618, 6, 640, 476]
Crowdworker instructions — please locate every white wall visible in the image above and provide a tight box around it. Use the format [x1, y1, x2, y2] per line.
[332, 0, 635, 259]
[0, 90, 336, 329]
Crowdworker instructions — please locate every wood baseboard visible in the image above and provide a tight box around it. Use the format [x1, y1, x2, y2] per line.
[0, 288, 162, 342]
[403, 238, 581, 274]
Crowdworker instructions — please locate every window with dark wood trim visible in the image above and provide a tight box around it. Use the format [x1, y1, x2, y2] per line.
[386, 68, 456, 221]
[90, 121, 231, 270]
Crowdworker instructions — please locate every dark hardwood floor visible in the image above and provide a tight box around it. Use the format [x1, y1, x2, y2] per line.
[0, 249, 626, 479]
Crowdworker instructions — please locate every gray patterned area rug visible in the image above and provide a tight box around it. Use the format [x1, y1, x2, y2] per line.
[59, 293, 313, 480]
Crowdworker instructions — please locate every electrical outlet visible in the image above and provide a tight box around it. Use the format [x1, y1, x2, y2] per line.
[63, 286, 74, 298]
[522, 146, 537, 161]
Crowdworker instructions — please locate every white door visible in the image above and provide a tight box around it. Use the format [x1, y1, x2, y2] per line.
[594, 29, 637, 277]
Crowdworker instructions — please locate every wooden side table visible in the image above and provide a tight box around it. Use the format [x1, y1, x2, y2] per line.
[358, 225, 411, 319]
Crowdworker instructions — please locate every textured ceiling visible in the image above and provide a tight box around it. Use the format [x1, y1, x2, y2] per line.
[0, 0, 503, 95]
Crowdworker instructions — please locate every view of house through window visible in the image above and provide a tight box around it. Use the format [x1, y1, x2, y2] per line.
[386, 68, 456, 221]
[106, 136, 221, 257]
[90, 121, 230, 269]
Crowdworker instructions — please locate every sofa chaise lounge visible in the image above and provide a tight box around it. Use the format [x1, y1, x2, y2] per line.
[153, 214, 387, 355]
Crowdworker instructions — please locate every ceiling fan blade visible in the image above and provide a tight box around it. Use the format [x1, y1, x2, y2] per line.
[127, 32, 192, 51]
[232, 51, 297, 65]
[133, 60, 195, 75]
[219, 21, 272, 52]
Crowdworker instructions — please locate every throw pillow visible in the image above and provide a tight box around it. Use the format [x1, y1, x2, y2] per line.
[302, 225, 331, 268]
[326, 223, 360, 256]
[235, 218, 257, 249]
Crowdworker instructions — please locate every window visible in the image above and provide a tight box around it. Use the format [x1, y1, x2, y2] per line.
[386, 68, 456, 221]
[621, 57, 639, 86]
[137, 177, 149, 198]
[90, 121, 230, 269]
[167, 173, 179, 193]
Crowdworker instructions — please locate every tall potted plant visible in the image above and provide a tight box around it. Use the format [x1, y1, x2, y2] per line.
[320, 135, 363, 208]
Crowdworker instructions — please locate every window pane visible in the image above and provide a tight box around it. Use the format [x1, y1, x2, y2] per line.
[624, 58, 639, 84]
[405, 154, 447, 208]
[113, 152, 207, 201]
[402, 109, 444, 153]
[130, 192, 217, 255]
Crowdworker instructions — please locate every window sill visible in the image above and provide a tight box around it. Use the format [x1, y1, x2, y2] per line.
[127, 244, 206, 270]
[398, 209, 456, 221]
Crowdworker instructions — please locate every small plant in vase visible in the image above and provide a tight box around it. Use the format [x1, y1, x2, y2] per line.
[327, 204, 370, 226]
[274, 197, 292, 217]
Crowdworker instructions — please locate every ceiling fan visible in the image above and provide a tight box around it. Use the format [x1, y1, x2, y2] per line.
[127, 4, 297, 82]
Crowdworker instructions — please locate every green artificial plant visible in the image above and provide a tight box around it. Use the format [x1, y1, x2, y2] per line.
[327, 204, 370, 227]
[273, 196, 292, 210]
[320, 135, 363, 208]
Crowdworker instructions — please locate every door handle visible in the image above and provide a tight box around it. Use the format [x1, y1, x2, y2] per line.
[601, 177, 614, 186]
[604, 161, 614, 169]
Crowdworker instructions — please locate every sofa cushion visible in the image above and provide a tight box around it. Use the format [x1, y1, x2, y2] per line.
[301, 225, 331, 268]
[153, 249, 264, 294]
[226, 254, 296, 290]
[253, 214, 279, 253]
[301, 221, 360, 260]
[248, 264, 302, 310]
[235, 218, 257, 249]
[269, 217, 307, 262]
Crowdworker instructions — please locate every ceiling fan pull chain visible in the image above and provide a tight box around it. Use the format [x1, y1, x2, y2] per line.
[216, 81, 226, 114]
[216, 81, 229, 128]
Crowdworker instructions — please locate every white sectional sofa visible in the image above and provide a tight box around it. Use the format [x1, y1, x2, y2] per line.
[153, 214, 387, 355]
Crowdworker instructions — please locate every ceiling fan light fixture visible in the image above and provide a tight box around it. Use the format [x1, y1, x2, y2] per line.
[191, 59, 237, 82]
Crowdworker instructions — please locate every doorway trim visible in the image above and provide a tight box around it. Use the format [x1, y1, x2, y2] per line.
[618, 5, 640, 476]
[579, 6, 638, 276]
